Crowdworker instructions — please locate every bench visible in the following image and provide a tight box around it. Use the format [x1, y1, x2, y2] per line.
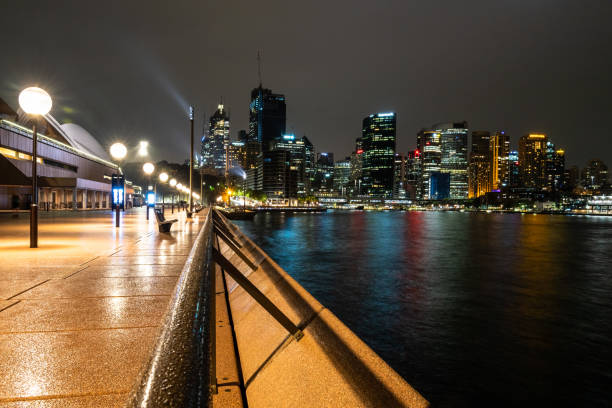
[154, 209, 177, 233]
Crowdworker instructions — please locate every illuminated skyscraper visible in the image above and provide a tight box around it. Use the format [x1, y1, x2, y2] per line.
[494, 131, 510, 188]
[313, 153, 334, 196]
[393, 153, 406, 199]
[202, 103, 230, 174]
[417, 129, 441, 200]
[405, 149, 421, 199]
[437, 122, 469, 199]
[248, 86, 286, 152]
[544, 142, 565, 192]
[274, 134, 307, 196]
[519, 133, 548, 189]
[334, 158, 351, 196]
[582, 159, 609, 190]
[468, 131, 492, 198]
[361, 112, 396, 198]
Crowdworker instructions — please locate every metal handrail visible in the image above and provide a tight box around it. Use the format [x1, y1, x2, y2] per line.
[126, 210, 213, 408]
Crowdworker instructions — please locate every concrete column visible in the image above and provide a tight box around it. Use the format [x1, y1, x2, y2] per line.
[72, 188, 78, 211]
[82, 189, 88, 209]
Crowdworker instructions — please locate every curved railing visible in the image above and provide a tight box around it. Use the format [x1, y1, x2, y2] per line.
[126, 210, 213, 407]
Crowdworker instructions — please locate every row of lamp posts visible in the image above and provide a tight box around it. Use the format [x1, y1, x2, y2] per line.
[18, 86, 200, 246]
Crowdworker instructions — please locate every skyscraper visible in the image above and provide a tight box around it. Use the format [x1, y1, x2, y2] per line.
[519, 133, 548, 189]
[417, 129, 441, 200]
[544, 142, 565, 192]
[361, 112, 396, 198]
[202, 103, 230, 175]
[494, 131, 510, 189]
[248, 86, 286, 152]
[274, 134, 307, 196]
[393, 153, 406, 199]
[303, 136, 315, 195]
[313, 153, 334, 196]
[468, 131, 492, 198]
[405, 149, 421, 200]
[333, 158, 351, 196]
[437, 122, 469, 199]
[582, 159, 609, 190]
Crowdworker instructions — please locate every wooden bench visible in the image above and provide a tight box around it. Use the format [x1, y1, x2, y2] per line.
[154, 209, 177, 233]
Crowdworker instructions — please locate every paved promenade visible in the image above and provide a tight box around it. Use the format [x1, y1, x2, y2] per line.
[0, 208, 205, 407]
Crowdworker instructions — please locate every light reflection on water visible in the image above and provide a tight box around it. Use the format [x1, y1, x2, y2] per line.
[235, 211, 612, 407]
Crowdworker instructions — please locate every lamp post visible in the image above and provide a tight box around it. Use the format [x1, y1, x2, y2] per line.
[169, 178, 177, 213]
[109, 142, 127, 227]
[159, 172, 168, 213]
[242, 174, 247, 211]
[143, 162, 155, 220]
[19, 87, 52, 248]
[188, 106, 194, 217]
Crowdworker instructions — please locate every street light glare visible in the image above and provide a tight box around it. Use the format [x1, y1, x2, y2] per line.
[169, 178, 177, 187]
[143, 162, 155, 175]
[109, 143, 127, 160]
[138, 141, 149, 156]
[176, 183, 183, 190]
[159, 172, 169, 182]
[18, 87, 52, 115]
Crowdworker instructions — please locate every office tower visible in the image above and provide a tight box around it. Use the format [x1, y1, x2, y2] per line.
[519, 133, 548, 189]
[248, 86, 286, 152]
[361, 112, 396, 198]
[508, 150, 520, 188]
[468, 131, 492, 198]
[349, 138, 364, 196]
[303, 136, 315, 195]
[405, 149, 421, 200]
[582, 159, 609, 190]
[274, 134, 307, 196]
[227, 140, 246, 170]
[313, 153, 334, 196]
[437, 122, 469, 199]
[393, 153, 407, 199]
[495, 131, 510, 188]
[565, 165, 580, 191]
[333, 158, 351, 196]
[201, 103, 230, 175]
[417, 129, 441, 200]
[544, 142, 565, 192]
[261, 150, 296, 200]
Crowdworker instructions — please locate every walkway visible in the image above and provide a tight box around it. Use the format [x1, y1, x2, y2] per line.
[0, 208, 205, 407]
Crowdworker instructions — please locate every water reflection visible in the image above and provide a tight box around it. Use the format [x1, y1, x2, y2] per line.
[235, 212, 612, 407]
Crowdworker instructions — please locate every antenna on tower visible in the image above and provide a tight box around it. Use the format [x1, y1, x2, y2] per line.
[257, 50, 262, 87]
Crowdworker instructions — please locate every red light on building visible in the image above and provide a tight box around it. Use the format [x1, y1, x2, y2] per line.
[426, 142, 430, 146]
[414, 149, 420, 157]
[356, 149, 364, 154]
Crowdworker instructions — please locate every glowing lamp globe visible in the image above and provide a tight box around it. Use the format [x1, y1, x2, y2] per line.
[159, 172, 169, 182]
[176, 183, 183, 190]
[143, 162, 155, 175]
[19, 87, 52, 115]
[169, 178, 177, 187]
[109, 143, 127, 160]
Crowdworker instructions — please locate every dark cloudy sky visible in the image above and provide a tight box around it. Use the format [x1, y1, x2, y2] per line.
[2, 0, 611, 167]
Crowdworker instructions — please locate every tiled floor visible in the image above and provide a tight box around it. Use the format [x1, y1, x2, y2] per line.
[0, 208, 206, 406]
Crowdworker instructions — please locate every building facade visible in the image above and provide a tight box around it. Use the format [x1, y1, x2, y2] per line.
[361, 112, 396, 198]
[519, 133, 548, 189]
[202, 104, 230, 175]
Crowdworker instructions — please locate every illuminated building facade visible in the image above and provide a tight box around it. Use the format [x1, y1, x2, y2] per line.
[544, 142, 565, 192]
[507, 150, 520, 188]
[274, 134, 307, 196]
[361, 112, 396, 198]
[468, 131, 492, 198]
[0, 97, 121, 210]
[202, 104, 230, 174]
[405, 149, 421, 199]
[248, 86, 286, 152]
[417, 129, 441, 200]
[582, 159, 609, 190]
[494, 131, 510, 188]
[519, 133, 548, 189]
[334, 158, 351, 196]
[437, 122, 469, 199]
[313, 152, 334, 196]
[393, 153, 406, 199]
[303, 136, 315, 195]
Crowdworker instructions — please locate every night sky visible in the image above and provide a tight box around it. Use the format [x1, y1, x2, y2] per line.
[2, 0, 611, 167]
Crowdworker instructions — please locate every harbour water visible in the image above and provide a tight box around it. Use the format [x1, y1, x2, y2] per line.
[235, 211, 612, 407]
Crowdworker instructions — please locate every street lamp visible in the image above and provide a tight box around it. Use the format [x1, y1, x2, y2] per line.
[138, 141, 149, 157]
[169, 178, 177, 213]
[143, 162, 155, 220]
[159, 172, 168, 213]
[19, 87, 52, 248]
[109, 142, 127, 227]
[188, 106, 194, 217]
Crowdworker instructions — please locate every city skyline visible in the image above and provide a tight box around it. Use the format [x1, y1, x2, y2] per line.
[1, 1, 612, 167]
